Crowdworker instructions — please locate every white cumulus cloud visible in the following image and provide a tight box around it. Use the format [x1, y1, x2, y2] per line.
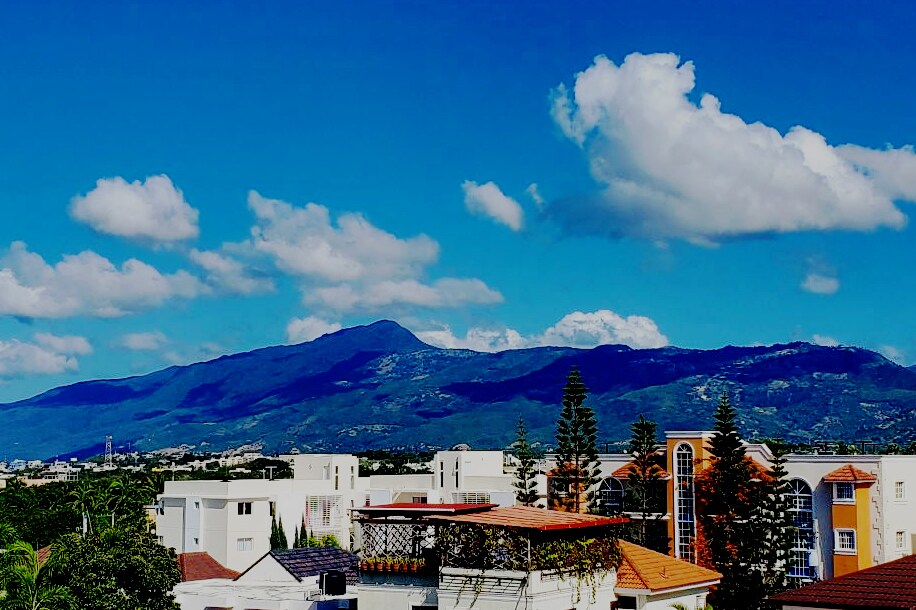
[0, 241, 202, 318]
[416, 309, 668, 352]
[243, 192, 502, 314]
[0, 332, 92, 376]
[549, 52, 912, 242]
[286, 316, 343, 343]
[117, 331, 168, 351]
[801, 273, 839, 295]
[462, 181, 524, 231]
[70, 175, 200, 242]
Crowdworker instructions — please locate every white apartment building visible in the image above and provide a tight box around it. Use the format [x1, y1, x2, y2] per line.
[158, 450, 517, 573]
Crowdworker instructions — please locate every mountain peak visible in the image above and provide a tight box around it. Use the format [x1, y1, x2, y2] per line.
[308, 319, 431, 353]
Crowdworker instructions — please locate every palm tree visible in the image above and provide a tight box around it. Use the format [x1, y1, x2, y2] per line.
[68, 480, 95, 536]
[0, 540, 76, 610]
[105, 476, 139, 527]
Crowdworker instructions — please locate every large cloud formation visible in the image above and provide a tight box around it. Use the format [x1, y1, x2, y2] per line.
[416, 309, 668, 352]
[549, 53, 916, 242]
[70, 175, 200, 242]
[0, 242, 201, 318]
[242, 192, 502, 315]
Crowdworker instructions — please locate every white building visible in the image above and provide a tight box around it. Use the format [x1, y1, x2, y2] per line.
[158, 450, 517, 573]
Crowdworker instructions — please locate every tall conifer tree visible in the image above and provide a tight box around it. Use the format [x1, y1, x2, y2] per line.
[512, 416, 541, 506]
[695, 392, 769, 610]
[623, 415, 668, 553]
[551, 368, 601, 513]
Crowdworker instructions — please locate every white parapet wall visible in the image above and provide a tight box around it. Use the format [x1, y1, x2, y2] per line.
[436, 567, 617, 610]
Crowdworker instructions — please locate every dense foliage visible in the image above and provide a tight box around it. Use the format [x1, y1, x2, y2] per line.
[0, 473, 180, 610]
[550, 368, 601, 513]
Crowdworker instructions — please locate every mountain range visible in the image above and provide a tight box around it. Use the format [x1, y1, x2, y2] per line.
[5, 320, 916, 459]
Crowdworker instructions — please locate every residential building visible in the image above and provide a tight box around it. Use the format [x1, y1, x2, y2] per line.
[614, 541, 720, 610]
[569, 431, 916, 582]
[174, 547, 358, 610]
[354, 503, 623, 610]
[158, 450, 516, 573]
[768, 553, 916, 609]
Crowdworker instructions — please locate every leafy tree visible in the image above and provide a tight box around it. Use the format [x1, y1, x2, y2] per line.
[550, 367, 601, 513]
[0, 540, 77, 610]
[695, 392, 770, 610]
[512, 416, 541, 506]
[621, 415, 669, 553]
[51, 526, 180, 610]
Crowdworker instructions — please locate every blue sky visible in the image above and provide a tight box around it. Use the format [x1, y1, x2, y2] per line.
[1, 1, 916, 401]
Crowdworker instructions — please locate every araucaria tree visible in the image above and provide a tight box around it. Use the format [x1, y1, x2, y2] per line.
[694, 392, 770, 610]
[512, 416, 541, 506]
[550, 368, 601, 513]
[759, 440, 797, 596]
[622, 415, 669, 553]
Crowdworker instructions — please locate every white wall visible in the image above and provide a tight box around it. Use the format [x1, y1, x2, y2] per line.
[877, 457, 916, 563]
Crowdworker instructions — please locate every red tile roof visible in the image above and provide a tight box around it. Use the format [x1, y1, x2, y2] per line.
[769, 554, 916, 609]
[823, 465, 878, 484]
[427, 506, 627, 531]
[617, 541, 721, 592]
[611, 462, 670, 479]
[178, 552, 241, 582]
[354, 503, 497, 515]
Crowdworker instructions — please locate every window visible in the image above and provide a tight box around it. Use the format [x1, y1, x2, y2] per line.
[674, 443, 696, 563]
[787, 479, 816, 580]
[834, 529, 856, 554]
[157, 535, 164, 544]
[897, 531, 908, 551]
[411, 496, 427, 504]
[237, 537, 253, 551]
[269, 501, 275, 517]
[237, 501, 252, 515]
[833, 482, 854, 503]
[611, 596, 637, 610]
[597, 478, 624, 515]
[896, 481, 906, 501]
[335, 465, 339, 491]
[455, 492, 490, 504]
[439, 462, 444, 487]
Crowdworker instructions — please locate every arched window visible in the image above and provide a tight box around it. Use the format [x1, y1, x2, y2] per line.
[674, 443, 696, 562]
[788, 479, 816, 580]
[597, 477, 625, 515]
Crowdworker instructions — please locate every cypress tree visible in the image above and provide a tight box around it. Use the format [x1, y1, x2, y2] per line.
[513, 416, 541, 506]
[551, 367, 601, 513]
[294, 525, 301, 548]
[623, 415, 668, 553]
[269, 514, 281, 549]
[276, 516, 289, 550]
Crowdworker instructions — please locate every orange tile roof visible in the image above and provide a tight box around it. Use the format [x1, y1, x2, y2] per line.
[823, 465, 878, 484]
[427, 506, 627, 531]
[178, 552, 241, 582]
[770, 554, 916, 608]
[617, 541, 721, 593]
[611, 461, 670, 479]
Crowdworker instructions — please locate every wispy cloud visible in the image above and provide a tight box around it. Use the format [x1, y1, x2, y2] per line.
[462, 180, 524, 231]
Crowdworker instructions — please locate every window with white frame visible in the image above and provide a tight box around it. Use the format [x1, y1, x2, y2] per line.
[237, 537, 253, 551]
[834, 529, 856, 553]
[454, 492, 490, 504]
[788, 479, 816, 580]
[674, 442, 696, 563]
[897, 531, 908, 551]
[896, 481, 906, 501]
[237, 501, 252, 515]
[833, 482, 854, 503]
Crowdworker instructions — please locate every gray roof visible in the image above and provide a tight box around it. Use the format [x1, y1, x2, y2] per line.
[269, 547, 358, 584]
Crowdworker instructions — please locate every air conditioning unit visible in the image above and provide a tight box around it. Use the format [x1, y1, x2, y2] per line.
[320, 570, 347, 596]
